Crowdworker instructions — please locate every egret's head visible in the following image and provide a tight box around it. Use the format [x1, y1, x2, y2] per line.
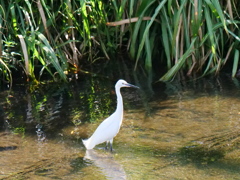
[116, 79, 139, 89]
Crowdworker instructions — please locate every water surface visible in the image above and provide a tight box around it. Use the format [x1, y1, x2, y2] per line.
[1, 77, 240, 179]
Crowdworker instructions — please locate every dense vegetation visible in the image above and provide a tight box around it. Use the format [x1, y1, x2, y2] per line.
[0, 0, 240, 86]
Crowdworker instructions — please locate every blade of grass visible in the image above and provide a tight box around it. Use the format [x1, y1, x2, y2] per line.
[80, 0, 91, 46]
[232, 49, 239, 78]
[134, 0, 167, 69]
[160, 37, 197, 81]
[130, 0, 156, 58]
[161, 16, 171, 69]
[161, 6, 172, 69]
[36, 0, 50, 39]
[171, 0, 187, 52]
[204, 6, 216, 56]
[202, 53, 213, 76]
[144, 30, 152, 71]
[36, 32, 67, 82]
[0, 57, 12, 88]
[205, 0, 228, 32]
[18, 35, 30, 79]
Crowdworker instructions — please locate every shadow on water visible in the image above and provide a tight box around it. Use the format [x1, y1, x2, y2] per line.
[0, 146, 17, 152]
[177, 128, 240, 176]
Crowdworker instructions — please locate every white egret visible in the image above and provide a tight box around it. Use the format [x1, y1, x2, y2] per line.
[82, 79, 139, 151]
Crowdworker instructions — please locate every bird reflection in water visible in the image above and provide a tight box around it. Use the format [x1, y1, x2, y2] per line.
[84, 149, 127, 180]
[36, 124, 46, 142]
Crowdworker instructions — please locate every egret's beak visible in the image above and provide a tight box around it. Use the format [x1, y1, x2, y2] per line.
[126, 83, 140, 89]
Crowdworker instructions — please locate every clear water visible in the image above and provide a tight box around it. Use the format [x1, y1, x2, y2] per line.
[1, 77, 240, 179]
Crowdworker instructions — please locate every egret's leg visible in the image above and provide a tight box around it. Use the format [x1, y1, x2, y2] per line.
[110, 139, 113, 151]
[105, 141, 109, 150]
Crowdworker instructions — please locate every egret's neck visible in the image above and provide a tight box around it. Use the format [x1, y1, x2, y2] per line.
[115, 87, 123, 115]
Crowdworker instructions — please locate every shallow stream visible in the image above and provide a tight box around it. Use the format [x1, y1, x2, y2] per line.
[1, 76, 240, 179]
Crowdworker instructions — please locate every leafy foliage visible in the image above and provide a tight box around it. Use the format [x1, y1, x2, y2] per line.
[0, 0, 240, 84]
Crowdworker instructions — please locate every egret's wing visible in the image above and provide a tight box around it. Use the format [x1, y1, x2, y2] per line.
[90, 112, 120, 145]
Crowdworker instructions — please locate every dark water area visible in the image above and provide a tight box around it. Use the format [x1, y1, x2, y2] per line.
[1, 74, 240, 179]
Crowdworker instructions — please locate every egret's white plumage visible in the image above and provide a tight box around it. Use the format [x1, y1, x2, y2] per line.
[82, 79, 139, 151]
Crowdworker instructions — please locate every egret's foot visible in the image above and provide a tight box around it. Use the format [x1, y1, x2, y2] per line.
[110, 148, 115, 153]
[104, 145, 114, 152]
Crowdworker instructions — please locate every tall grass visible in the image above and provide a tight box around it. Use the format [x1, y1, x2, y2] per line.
[0, 0, 112, 84]
[0, 0, 240, 85]
[121, 0, 240, 80]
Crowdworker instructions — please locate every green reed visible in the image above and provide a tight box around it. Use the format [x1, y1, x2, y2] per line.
[125, 0, 240, 80]
[0, 0, 240, 85]
[0, 0, 111, 84]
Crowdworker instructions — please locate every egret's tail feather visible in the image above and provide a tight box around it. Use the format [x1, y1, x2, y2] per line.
[82, 138, 95, 149]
